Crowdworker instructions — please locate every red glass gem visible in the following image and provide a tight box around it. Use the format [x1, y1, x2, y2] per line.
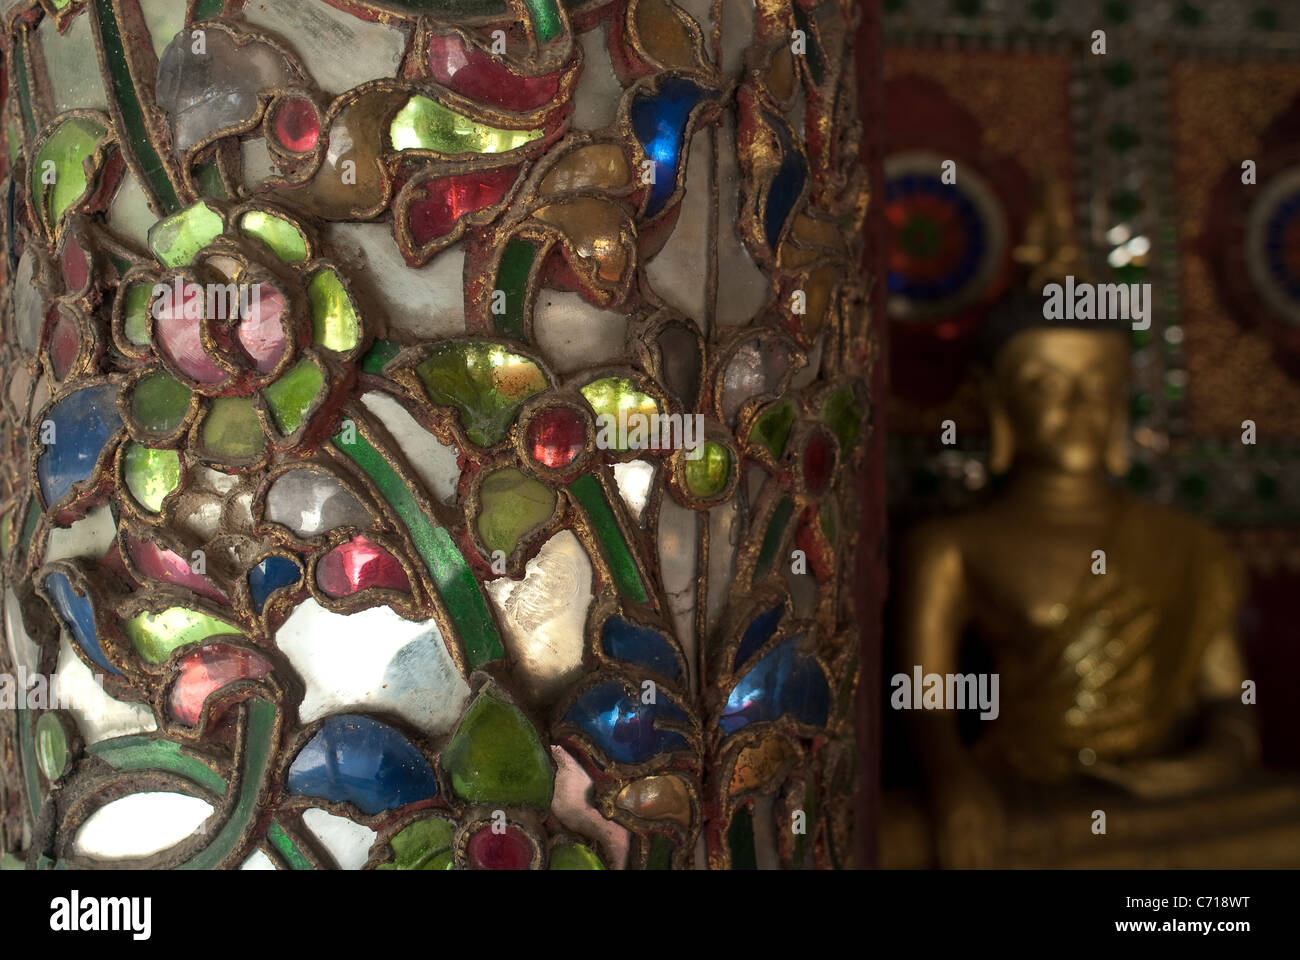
[427, 33, 562, 112]
[465, 825, 533, 870]
[273, 97, 321, 153]
[236, 284, 288, 373]
[316, 535, 410, 598]
[47, 307, 80, 380]
[61, 237, 89, 293]
[407, 168, 518, 246]
[126, 533, 227, 603]
[526, 406, 585, 468]
[168, 643, 272, 726]
[803, 430, 834, 496]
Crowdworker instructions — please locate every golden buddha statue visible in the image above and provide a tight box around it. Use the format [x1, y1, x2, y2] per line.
[894, 183, 1264, 868]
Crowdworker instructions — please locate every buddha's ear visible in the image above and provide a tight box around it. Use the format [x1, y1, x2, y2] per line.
[988, 388, 1014, 475]
[1105, 395, 1130, 478]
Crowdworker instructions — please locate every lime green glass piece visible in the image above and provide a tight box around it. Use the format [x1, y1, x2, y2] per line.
[122, 283, 153, 346]
[200, 396, 266, 460]
[684, 441, 730, 497]
[123, 442, 180, 513]
[549, 842, 604, 870]
[264, 360, 323, 435]
[307, 269, 359, 352]
[818, 499, 837, 543]
[35, 712, 69, 781]
[129, 370, 191, 434]
[582, 377, 659, 452]
[416, 342, 548, 447]
[441, 689, 554, 807]
[524, 0, 563, 43]
[821, 387, 863, 453]
[148, 201, 223, 268]
[390, 95, 542, 154]
[377, 818, 456, 870]
[477, 467, 555, 555]
[31, 116, 106, 229]
[0, 509, 11, 557]
[239, 210, 307, 263]
[749, 398, 796, 458]
[7, 119, 20, 167]
[123, 606, 240, 664]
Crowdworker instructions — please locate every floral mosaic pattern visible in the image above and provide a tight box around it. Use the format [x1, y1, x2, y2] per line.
[0, 0, 871, 870]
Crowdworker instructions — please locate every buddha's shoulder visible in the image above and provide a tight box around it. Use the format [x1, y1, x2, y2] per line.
[1116, 491, 1227, 551]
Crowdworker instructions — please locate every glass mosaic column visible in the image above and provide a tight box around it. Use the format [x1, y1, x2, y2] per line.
[0, 0, 874, 870]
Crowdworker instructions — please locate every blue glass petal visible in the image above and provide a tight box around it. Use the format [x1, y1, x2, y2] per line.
[36, 384, 122, 507]
[733, 603, 785, 670]
[248, 556, 300, 613]
[601, 616, 680, 681]
[720, 636, 829, 735]
[44, 571, 120, 676]
[564, 681, 689, 765]
[631, 77, 708, 218]
[287, 714, 438, 815]
[762, 111, 807, 250]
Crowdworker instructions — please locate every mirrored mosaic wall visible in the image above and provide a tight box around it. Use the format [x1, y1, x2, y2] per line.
[0, 0, 873, 869]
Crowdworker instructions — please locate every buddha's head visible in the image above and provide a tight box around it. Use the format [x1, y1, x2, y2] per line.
[987, 326, 1130, 477]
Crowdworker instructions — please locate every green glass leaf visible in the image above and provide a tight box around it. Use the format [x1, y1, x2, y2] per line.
[415, 342, 548, 446]
[148, 200, 223, 267]
[582, 377, 659, 452]
[122, 606, 240, 664]
[377, 818, 456, 870]
[200, 396, 266, 460]
[549, 842, 604, 870]
[477, 467, 555, 554]
[390, 95, 542, 154]
[440, 688, 554, 807]
[128, 370, 191, 434]
[122, 283, 153, 346]
[821, 387, 863, 453]
[749, 398, 796, 458]
[263, 359, 323, 435]
[239, 210, 307, 263]
[684, 441, 730, 498]
[123, 442, 180, 513]
[31, 116, 107, 230]
[34, 712, 70, 781]
[307, 269, 359, 352]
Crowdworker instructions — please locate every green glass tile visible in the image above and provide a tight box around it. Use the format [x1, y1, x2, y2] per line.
[477, 467, 555, 554]
[122, 282, 153, 345]
[583, 377, 659, 452]
[0, 509, 10, 557]
[441, 689, 553, 806]
[12, 38, 37, 141]
[377, 818, 455, 870]
[684, 441, 730, 497]
[755, 496, 794, 577]
[1255, 472, 1278, 501]
[123, 442, 180, 513]
[31, 116, 107, 230]
[567, 473, 648, 603]
[524, 0, 563, 43]
[240, 210, 307, 263]
[332, 428, 503, 667]
[34, 712, 69, 781]
[1105, 62, 1134, 88]
[90, 736, 227, 796]
[268, 823, 314, 870]
[201, 396, 266, 460]
[193, 0, 226, 16]
[148, 201, 223, 268]
[647, 834, 673, 870]
[819, 500, 837, 543]
[129, 370, 191, 434]
[1106, 124, 1140, 153]
[196, 159, 227, 200]
[122, 606, 240, 664]
[1131, 392, 1154, 419]
[550, 842, 604, 870]
[727, 807, 757, 869]
[1179, 472, 1208, 501]
[361, 338, 400, 375]
[17, 709, 42, 819]
[264, 359, 323, 435]
[416, 342, 548, 447]
[92, 0, 181, 212]
[1110, 189, 1143, 218]
[749, 398, 796, 458]
[494, 239, 536, 340]
[390, 95, 542, 154]
[307, 269, 360, 352]
[1104, 0, 1131, 24]
[7, 119, 20, 168]
[1027, 0, 1055, 20]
